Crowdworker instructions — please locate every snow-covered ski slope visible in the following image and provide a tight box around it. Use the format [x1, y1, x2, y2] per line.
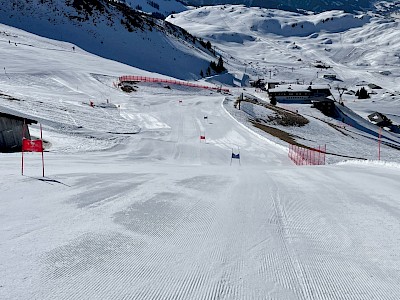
[1, 17, 400, 300]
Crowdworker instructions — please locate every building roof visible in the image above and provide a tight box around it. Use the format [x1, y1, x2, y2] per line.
[368, 112, 388, 123]
[0, 111, 38, 124]
[269, 84, 330, 93]
[311, 98, 335, 103]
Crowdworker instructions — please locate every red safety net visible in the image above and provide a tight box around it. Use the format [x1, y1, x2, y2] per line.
[119, 76, 230, 92]
[288, 144, 326, 166]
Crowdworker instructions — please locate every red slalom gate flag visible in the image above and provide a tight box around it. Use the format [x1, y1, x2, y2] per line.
[200, 135, 206, 140]
[21, 123, 45, 177]
[22, 138, 43, 152]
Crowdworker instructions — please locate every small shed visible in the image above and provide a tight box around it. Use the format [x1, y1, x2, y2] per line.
[0, 112, 37, 152]
[367, 112, 392, 127]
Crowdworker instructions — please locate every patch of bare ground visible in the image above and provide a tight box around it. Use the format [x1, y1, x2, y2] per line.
[120, 85, 137, 93]
[251, 121, 309, 148]
[242, 98, 309, 126]
[252, 121, 366, 160]
[240, 98, 310, 147]
[243, 99, 367, 160]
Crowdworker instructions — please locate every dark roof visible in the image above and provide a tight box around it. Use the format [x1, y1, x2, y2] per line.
[311, 98, 334, 103]
[367, 112, 391, 124]
[368, 83, 382, 89]
[0, 112, 38, 124]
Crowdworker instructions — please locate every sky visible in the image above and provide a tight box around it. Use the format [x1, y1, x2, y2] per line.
[1, 5, 400, 299]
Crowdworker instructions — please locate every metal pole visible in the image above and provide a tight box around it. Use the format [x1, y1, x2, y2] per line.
[319, 146, 321, 165]
[41, 124, 45, 177]
[378, 127, 382, 161]
[21, 120, 25, 175]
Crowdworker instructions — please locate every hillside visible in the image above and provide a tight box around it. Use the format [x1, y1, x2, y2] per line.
[120, 0, 187, 17]
[182, 0, 375, 13]
[168, 5, 400, 123]
[0, 0, 216, 80]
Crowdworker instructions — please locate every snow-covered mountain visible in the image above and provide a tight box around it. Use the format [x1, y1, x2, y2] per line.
[0, 0, 217, 80]
[183, 0, 378, 13]
[168, 5, 400, 94]
[119, 0, 187, 17]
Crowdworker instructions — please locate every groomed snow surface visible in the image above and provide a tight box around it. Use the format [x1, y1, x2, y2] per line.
[1, 13, 400, 300]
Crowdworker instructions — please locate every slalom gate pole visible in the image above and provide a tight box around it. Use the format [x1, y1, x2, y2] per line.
[378, 127, 382, 161]
[312, 148, 315, 165]
[21, 120, 26, 175]
[41, 124, 45, 177]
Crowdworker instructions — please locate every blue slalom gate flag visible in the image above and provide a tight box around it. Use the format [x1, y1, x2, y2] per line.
[232, 153, 240, 159]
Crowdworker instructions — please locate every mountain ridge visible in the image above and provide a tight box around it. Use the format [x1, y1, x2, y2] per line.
[0, 0, 216, 80]
[182, 0, 378, 13]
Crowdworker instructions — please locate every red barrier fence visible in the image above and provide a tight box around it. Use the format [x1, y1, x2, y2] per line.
[119, 75, 230, 92]
[288, 144, 326, 166]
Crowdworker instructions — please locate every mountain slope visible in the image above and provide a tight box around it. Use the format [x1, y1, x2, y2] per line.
[168, 5, 400, 93]
[0, 0, 215, 80]
[183, 0, 376, 13]
[119, 0, 187, 18]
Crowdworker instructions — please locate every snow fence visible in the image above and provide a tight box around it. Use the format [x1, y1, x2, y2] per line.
[119, 76, 230, 92]
[288, 144, 326, 166]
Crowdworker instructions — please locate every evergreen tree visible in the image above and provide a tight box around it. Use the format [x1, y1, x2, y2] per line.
[206, 67, 211, 76]
[358, 87, 369, 99]
[200, 70, 204, 77]
[210, 61, 217, 71]
[217, 55, 224, 72]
